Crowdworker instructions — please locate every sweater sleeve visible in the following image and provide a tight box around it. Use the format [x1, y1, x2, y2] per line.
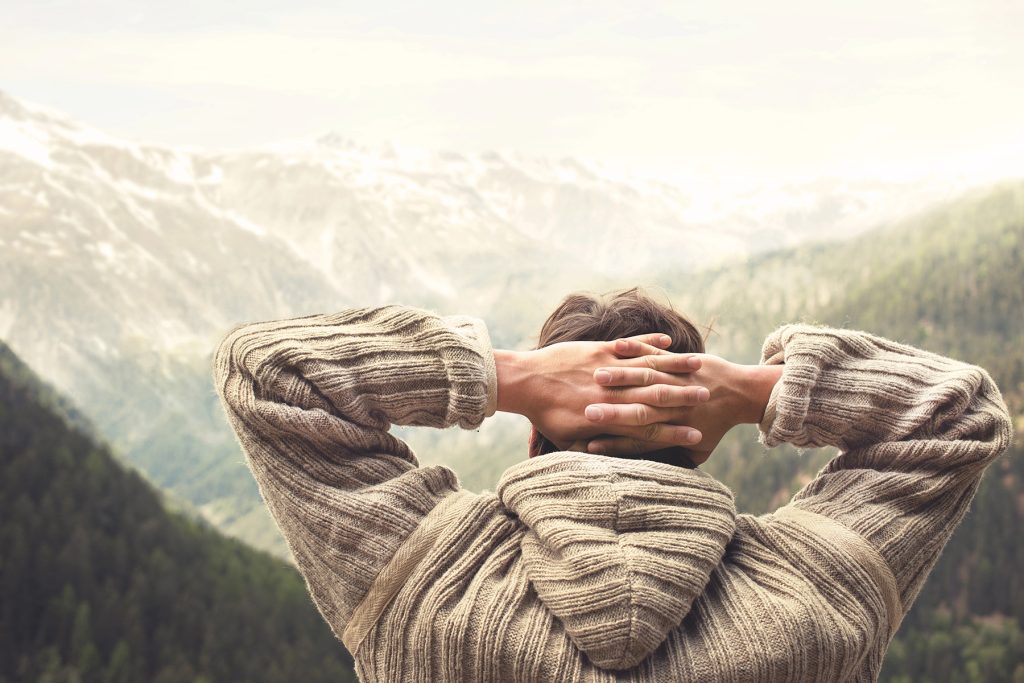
[758, 324, 1014, 614]
[211, 305, 497, 642]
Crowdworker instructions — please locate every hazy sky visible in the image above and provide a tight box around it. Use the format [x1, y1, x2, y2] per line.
[3, 1, 1023, 185]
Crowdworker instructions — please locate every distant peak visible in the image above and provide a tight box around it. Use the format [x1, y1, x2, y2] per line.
[0, 89, 29, 120]
[0, 90, 82, 132]
[315, 131, 355, 149]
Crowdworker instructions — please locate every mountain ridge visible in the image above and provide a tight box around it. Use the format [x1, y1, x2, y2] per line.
[2, 86, 1019, 557]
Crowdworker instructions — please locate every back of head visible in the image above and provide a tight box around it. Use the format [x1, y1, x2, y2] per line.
[530, 287, 707, 467]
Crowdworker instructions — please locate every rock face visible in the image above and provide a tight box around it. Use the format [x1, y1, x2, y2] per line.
[0, 88, 958, 555]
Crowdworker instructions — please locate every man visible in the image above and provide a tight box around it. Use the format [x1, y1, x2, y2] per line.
[213, 289, 1011, 682]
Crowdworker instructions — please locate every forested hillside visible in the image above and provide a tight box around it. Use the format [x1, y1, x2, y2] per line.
[0, 341, 356, 683]
[675, 181, 1024, 682]
[655, 181, 1023, 514]
[666, 180, 1022, 404]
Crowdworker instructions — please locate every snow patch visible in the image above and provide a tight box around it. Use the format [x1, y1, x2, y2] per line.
[198, 164, 223, 184]
[163, 151, 195, 184]
[95, 241, 116, 260]
[89, 334, 118, 359]
[17, 229, 61, 249]
[60, 122, 141, 154]
[0, 300, 17, 339]
[83, 240, 121, 271]
[222, 208, 267, 236]
[116, 178, 164, 200]
[0, 118, 53, 168]
[181, 250, 208, 275]
[405, 258, 456, 299]
[152, 319, 205, 355]
[316, 222, 335, 275]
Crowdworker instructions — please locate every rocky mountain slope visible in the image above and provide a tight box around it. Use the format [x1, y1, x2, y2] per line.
[0, 87, 991, 554]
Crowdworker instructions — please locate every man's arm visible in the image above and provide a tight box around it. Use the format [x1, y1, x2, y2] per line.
[213, 306, 706, 645]
[582, 324, 1013, 618]
[757, 325, 1011, 614]
[213, 306, 495, 643]
[753, 325, 1012, 615]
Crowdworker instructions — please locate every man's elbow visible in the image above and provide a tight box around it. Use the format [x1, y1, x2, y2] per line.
[969, 366, 1014, 455]
[211, 322, 261, 410]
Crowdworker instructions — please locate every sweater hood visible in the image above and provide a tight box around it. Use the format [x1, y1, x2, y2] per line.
[496, 453, 737, 670]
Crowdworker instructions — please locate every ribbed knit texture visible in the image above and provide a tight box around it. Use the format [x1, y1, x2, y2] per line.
[213, 307, 1013, 683]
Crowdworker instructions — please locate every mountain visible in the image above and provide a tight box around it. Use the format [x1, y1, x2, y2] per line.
[656, 180, 1024, 514]
[0, 87, 1007, 556]
[0, 338, 357, 682]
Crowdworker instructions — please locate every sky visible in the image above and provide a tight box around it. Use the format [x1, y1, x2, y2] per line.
[3, 1, 1024, 187]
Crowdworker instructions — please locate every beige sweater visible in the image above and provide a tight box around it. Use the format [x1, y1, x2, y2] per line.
[213, 306, 1012, 683]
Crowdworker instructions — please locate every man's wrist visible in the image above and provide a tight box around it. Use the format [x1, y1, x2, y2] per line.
[737, 364, 784, 424]
[494, 349, 532, 417]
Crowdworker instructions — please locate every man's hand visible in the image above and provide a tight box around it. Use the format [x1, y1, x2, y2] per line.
[495, 334, 709, 452]
[583, 350, 784, 465]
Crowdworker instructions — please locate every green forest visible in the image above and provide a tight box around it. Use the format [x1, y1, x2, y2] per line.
[669, 181, 1024, 682]
[0, 342, 356, 683]
[1, 180, 1021, 682]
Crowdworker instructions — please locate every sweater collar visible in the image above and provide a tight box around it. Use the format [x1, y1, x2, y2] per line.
[497, 452, 737, 670]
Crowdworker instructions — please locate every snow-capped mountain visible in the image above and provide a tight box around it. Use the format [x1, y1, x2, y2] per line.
[0, 88, 971, 555]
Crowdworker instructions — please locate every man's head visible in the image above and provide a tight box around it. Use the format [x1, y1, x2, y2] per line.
[529, 287, 707, 467]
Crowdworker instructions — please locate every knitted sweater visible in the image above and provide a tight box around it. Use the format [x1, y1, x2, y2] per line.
[212, 306, 1013, 683]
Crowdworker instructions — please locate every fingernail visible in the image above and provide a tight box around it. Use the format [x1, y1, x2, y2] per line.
[588, 442, 604, 454]
[697, 387, 710, 402]
[585, 406, 604, 420]
[616, 339, 630, 351]
[595, 369, 611, 384]
[688, 356, 701, 369]
[659, 335, 671, 347]
[687, 429, 702, 443]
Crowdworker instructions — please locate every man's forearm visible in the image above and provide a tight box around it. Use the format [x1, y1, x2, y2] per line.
[736, 364, 785, 425]
[494, 349, 532, 416]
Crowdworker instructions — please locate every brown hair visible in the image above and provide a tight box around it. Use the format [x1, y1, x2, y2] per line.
[530, 287, 708, 468]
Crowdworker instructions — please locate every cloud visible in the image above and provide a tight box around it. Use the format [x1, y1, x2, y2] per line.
[1, 1, 1022, 182]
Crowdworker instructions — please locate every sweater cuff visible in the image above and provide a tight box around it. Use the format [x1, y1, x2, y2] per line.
[473, 320, 499, 417]
[444, 315, 499, 419]
[757, 348, 786, 443]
